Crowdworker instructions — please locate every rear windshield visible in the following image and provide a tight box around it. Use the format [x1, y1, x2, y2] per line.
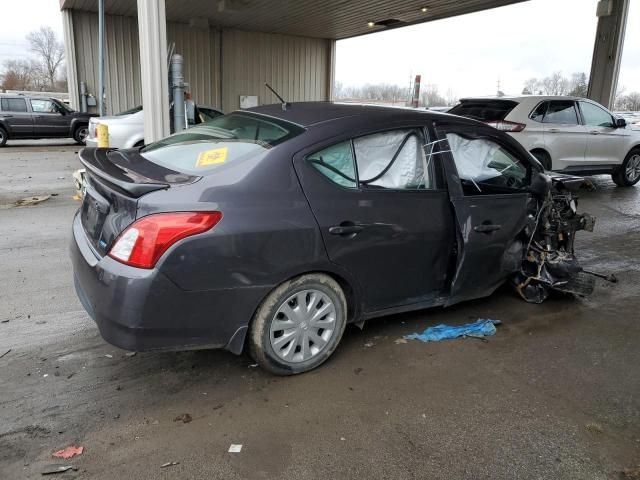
[449, 100, 519, 122]
[140, 112, 304, 175]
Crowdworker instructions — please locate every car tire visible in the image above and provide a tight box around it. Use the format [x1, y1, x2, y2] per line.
[248, 273, 347, 375]
[531, 150, 551, 171]
[0, 127, 7, 147]
[612, 148, 640, 187]
[73, 125, 89, 145]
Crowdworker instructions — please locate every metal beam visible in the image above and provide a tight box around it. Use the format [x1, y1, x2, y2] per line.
[136, 0, 170, 143]
[98, 0, 105, 116]
[587, 0, 630, 108]
[61, 9, 80, 110]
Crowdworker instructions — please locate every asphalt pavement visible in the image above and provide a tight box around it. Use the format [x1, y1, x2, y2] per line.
[0, 141, 639, 479]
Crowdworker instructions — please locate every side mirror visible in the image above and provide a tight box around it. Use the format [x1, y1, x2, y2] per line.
[615, 118, 626, 128]
[529, 172, 552, 199]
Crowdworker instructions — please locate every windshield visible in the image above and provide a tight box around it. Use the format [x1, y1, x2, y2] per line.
[450, 100, 519, 122]
[117, 105, 143, 116]
[140, 112, 305, 175]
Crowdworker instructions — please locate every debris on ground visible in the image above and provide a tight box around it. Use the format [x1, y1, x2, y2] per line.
[173, 413, 192, 424]
[248, 363, 258, 368]
[405, 319, 501, 343]
[228, 444, 243, 453]
[363, 342, 374, 348]
[1, 319, 10, 323]
[621, 466, 640, 480]
[41, 465, 78, 475]
[104, 354, 113, 358]
[585, 422, 603, 434]
[13, 195, 51, 207]
[394, 338, 408, 344]
[0, 349, 11, 358]
[125, 352, 137, 357]
[161, 461, 179, 468]
[52, 445, 84, 459]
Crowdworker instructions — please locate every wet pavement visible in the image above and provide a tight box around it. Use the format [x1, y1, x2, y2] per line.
[0, 142, 639, 479]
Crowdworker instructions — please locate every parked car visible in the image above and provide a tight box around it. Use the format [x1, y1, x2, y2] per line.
[71, 102, 594, 375]
[0, 94, 96, 146]
[85, 104, 224, 149]
[449, 96, 640, 187]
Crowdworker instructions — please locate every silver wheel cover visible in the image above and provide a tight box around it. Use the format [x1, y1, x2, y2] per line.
[269, 289, 337, 363]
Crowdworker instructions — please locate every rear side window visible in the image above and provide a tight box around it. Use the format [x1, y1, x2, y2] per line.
[530, 102, 548, 122]
[542, 101, 578, 125]
[354, 129, 432, 190]
[308, 141, 357, 188]
[1, 98, 28, 113]
[307, 129, 434, 190]
[449, 100, 518, 122]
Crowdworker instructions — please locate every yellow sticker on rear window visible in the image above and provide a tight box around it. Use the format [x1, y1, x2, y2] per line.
[196, 147, 228, 167]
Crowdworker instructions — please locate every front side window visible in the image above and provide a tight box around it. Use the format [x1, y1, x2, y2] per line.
[308, 141, 357, 188]
[580, 101, 614, 127]
[1, 98, 27, 113]
[543, 101, 578, 125]
[446, 133, 528, 194]
[354, 129, 432, 190]
[30, 99, 58, 113]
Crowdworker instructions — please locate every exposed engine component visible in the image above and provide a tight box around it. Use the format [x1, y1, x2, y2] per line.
[513, 174, 597, 303]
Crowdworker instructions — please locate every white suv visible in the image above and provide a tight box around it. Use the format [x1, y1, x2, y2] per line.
[449, 96, 640, 187]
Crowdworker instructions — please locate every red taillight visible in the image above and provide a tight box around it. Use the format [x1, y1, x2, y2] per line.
[108, 212, 222, 269]
[485, 120, 526, 132]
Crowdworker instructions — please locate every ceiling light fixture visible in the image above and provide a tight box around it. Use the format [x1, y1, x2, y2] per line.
[367, 21, 375, 27]
[421, 7, 428, 12]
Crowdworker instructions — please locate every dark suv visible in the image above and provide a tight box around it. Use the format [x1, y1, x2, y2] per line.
[0, 94, 97, 146]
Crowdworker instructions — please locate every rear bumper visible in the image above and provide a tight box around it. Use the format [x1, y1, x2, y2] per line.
[70, 212, 271, 353]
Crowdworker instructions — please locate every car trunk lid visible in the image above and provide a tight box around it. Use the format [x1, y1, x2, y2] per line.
[78, 147, 198, 255]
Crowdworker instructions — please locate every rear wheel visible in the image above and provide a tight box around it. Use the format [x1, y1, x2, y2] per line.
[0, 127, 7, 147]
[248, 273, 347, 375]
[531, 150, 551, 171]
[73, 124, 89, 145]
[612, 148, 640, 187]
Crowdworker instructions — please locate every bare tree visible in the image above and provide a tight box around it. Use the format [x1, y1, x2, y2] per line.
[522, 77, 540, 95]
[420, 84, 446, 107]
[567, 72, 588, 97]
[541, 72, 568, 96]
[0, 59, 42, 91]
[27, 26, 65, 90]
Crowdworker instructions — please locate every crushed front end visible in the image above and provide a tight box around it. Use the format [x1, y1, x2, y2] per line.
[513, 174, 596, 303]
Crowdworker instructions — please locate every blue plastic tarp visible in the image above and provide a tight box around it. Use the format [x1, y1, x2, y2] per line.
[405, 319, 501, 343]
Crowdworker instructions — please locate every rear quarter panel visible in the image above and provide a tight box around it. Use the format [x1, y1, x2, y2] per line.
[137, 140, 340, 295]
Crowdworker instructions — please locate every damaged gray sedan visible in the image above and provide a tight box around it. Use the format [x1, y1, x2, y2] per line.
[71, 103, 596, 375]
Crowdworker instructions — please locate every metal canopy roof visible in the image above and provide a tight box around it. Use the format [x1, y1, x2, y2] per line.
[59, 0, 527, 40]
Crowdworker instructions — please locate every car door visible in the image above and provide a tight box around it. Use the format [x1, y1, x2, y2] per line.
[0, 97, 33, 137]
[540, 100, 587, 169]
[294, 127, 455, 313]
[434, 124, 532, 305]
[30, 99, 70, 137]
[578, 100, 628, 165]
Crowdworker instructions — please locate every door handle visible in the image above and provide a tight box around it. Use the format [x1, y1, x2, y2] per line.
[589, 130, 600, 135]
[0, 115, 13, 118]
[548, 128, 560, 133]
[329, 224, 364, 236]
[474, 224, 501, 234]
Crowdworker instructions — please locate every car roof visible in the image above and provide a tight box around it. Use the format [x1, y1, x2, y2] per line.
[458, 95, 584, 102]
[246, 101, 459, 127]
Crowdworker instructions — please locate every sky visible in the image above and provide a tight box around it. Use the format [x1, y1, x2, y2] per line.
[0, 0, 638, 99]
[335, 0, 640, 98]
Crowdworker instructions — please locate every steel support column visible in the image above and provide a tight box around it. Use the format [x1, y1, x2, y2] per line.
[137, 0, 170, 143]
[587, 0, 630, 108]
[61, 9, 80, 111]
